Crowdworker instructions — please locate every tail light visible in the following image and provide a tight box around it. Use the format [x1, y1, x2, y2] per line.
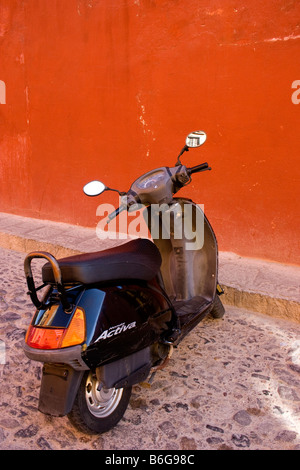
[25, 307, 86, 350]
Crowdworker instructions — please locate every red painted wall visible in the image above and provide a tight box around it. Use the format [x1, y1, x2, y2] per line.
[0, 0, 299, 264]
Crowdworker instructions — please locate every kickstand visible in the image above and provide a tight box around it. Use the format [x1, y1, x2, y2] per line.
[139, 371, 157, 389]
[139, 344, 174, 388]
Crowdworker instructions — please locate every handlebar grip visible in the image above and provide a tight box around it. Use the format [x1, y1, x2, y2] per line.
[106, 205, 126, 224]
[188, 162, 211, 174]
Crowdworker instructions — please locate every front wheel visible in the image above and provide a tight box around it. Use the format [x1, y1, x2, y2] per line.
[210, 295, 225, 319]
[68, 371, 132, 434]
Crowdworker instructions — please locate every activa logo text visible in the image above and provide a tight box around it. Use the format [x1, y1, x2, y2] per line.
[96, 321, 137, 341]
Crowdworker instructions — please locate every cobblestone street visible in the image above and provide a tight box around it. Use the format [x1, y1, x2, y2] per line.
[0, 246, 299, 450]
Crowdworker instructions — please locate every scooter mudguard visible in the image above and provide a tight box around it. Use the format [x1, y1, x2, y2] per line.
[38, 363, 84, 417]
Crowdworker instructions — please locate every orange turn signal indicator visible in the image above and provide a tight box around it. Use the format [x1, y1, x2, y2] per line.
[25, 307, 86, 350]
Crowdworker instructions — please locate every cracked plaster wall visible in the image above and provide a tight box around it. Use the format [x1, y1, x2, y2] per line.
[0, 0, 299, 264]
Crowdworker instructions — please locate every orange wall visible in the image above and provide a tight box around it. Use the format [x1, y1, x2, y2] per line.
[0, 0, 299, 264]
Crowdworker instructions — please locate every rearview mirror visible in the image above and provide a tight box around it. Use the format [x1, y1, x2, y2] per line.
[186, 131, 207, 148]
[83, 180, 106, 197]
[175, 130, 207, 166]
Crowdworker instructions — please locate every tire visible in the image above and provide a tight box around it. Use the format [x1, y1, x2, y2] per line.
[210, 295, 225, 319]
[68, 370, 132, 434]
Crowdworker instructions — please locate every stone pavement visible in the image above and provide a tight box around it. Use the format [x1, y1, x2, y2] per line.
[0, 212, 299, 450]
[0, 246, 299, 450]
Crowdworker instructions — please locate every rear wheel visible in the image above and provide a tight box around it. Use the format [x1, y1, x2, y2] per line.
[68, 371, 132, 434]
[210, 295, 225, 319]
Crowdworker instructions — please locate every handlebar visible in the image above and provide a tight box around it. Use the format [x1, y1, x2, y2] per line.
[187, 162, 211, 175]
[106, 204, 127, 224]
[105, 162, 211, 223]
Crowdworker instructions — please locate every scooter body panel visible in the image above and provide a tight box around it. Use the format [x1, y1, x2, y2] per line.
[24, 278, 173, 415]
[81, 279, 173, 369]
[146, 197, 218, 303]
[24, 278, 173, 369]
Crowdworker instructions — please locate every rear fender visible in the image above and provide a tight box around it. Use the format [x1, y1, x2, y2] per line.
[38, 363, 84, 417]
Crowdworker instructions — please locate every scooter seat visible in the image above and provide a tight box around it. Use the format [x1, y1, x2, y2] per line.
[42, 238, 162, 285]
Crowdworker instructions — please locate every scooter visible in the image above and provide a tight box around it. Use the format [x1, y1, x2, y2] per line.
[23, 130, 225, 434]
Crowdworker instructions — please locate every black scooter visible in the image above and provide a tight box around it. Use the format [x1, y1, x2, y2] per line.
[23, 131, 225, 434]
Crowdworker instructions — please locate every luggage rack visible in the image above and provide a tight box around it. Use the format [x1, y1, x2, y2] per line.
[24, 251, 72, 313]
